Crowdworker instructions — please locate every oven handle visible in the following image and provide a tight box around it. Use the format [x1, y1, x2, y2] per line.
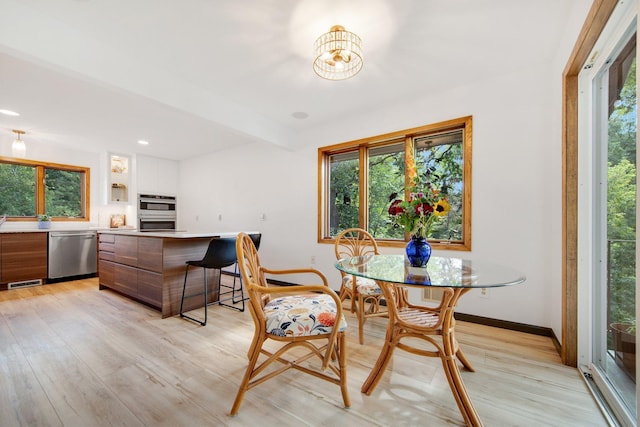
[138, 217, 176, 221]
[139, 198, 176, 205]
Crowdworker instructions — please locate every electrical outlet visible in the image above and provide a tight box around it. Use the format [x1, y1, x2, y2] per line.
[480, 288, 489, 298]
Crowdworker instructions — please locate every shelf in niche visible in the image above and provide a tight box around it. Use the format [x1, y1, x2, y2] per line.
[108, 153, 131, 204]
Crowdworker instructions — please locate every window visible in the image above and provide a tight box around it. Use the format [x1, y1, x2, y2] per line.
[318, 116, 472, 250]
[576, 5, 637, 422]
[0, 157, 90, 221]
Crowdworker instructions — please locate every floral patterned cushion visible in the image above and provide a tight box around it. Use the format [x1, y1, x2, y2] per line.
[263, 294, 347, 337]
[342, 275, 382, 296]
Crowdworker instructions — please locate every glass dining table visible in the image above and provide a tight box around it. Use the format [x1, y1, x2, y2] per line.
[335, 254, 526, 427]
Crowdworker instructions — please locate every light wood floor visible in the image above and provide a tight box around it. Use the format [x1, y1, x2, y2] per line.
[0, 277, 607, 426]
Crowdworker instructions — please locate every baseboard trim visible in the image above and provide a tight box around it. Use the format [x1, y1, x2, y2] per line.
[454, 312, 556, 339]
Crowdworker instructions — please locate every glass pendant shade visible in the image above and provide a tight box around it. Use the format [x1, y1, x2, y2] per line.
[313, 25, 363, 80]
[11, 130, 26, 157]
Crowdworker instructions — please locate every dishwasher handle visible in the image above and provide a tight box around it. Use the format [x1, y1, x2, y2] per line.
[49, 232, 97, 238]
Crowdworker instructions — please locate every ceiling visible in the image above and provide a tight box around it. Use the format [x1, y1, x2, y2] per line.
[0, 0, 591, 160]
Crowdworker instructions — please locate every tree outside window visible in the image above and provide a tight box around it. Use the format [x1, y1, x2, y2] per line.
[0, 157, 89, 221]
[319, 116, 472, 250]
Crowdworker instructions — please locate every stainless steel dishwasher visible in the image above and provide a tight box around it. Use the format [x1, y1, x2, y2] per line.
[48, 230, 97, 279]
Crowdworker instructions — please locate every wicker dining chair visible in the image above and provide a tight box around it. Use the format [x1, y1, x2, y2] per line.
[230, 232, 350, 416]
[334, 228, 387, 344]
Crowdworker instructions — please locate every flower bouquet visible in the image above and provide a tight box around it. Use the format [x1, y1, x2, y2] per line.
[388, 179, 450, 266]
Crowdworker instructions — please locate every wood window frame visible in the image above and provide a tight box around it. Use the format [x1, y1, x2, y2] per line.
[562, 0, 618, 367]
[0, 156, 91, 222]
[317, 115, 472, 250]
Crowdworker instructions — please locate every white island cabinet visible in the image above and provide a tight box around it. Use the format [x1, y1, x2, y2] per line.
[137, 154, 178, 196]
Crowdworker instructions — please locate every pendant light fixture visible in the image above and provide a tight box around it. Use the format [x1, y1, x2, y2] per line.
[313, 25, 363, 80]
[11, 129, 26, 157]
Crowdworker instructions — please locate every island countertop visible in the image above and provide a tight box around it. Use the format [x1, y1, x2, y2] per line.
[0, 227, 105, 234]
[97, 230, 259, 239]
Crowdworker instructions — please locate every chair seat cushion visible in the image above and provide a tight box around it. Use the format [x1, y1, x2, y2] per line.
[264, 294, 347, 337]
[343, 275, 382, 296]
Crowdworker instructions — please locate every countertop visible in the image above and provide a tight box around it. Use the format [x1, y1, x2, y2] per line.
[97, 230, 259, 239]
[0, 227, 259, 239]
[0, 227, 104, 234]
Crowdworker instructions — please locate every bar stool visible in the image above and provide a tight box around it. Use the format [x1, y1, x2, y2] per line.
[234, 233, 261, 278]
[228, 232, 261, 303]
[224, 233, 261, 305]
[179, 237, 241, 326]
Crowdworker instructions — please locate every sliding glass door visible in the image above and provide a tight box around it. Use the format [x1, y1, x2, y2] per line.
[579, 3, 637, 425]
[596, 30, 636, 421]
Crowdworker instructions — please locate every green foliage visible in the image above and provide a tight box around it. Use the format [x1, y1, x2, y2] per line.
[328, 158, 360, 236]
[415, 143, 463, 240]
[45, 169, 82, 217]
[368, 148, 405, 239]
[328, 135, 464, 241]
[0, 163, 36, 216]
[0, 163, 83, 218]
[607, 58, 636, 327]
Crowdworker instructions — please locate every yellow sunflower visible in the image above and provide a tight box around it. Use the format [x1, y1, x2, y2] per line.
[433, 199, 450, 216]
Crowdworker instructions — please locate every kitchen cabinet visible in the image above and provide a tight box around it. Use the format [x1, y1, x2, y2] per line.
[137, 269, 162, 307]
[98, 258, 115, 288]
[137, 237, 163, 271]
[1, 233, 47, 284]
[137, 155, 178, 196]
[97, 231, 215, 317]
[98, 233, 115, 289]
[114, 235, 138, 267]
[113, 263, 138, 296]
[98, 233, 169, 313]
[108, 153, 131, 203]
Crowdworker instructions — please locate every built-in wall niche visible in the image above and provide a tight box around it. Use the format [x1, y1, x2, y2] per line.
[108, 153, 131, 203]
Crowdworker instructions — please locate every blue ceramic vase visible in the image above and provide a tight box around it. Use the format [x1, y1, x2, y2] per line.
[405, 236, 432, 267]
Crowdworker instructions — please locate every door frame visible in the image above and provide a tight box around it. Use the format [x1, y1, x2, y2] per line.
[563, 0, 619, 366]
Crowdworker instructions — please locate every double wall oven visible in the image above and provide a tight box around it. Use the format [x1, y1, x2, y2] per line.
[138, 194, 177, 231]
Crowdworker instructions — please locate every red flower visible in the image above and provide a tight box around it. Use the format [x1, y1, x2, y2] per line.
[414, 203, 433, 215]
[388, 199, 404, 215]
[388, 180, 450, 238]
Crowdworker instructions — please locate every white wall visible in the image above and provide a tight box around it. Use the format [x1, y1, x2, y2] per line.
[178, 60, 565, 333]
[303, 64, 559, 329]
[178, 142, 323, 282]
[177, 3, 592, 339]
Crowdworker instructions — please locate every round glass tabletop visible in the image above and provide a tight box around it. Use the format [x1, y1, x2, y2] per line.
[335, 254, 526, 288]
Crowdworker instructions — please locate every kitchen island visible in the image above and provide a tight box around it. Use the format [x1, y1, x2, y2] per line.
[98, 230, 255, 318]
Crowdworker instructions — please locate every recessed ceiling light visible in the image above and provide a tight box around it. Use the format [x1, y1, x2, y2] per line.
[0, 109, 20, 116]
[137, 140, 149, 145]
[292, 112, 309, 119]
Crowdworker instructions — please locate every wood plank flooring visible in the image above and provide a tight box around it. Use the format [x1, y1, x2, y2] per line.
[0, 278, 607, 426]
